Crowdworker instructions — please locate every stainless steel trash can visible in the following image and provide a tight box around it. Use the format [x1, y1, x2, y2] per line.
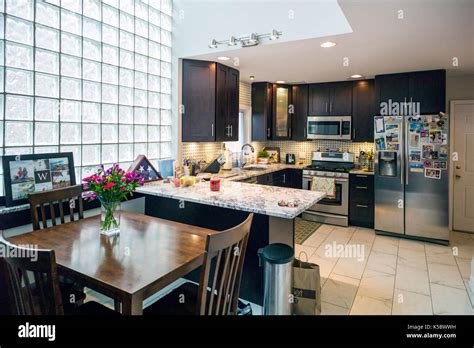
[259, 243, 294, 315]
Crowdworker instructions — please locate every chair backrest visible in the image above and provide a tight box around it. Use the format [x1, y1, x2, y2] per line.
[29, 185, 84, 230]
[197, 213, 253, 315]
[0, 232, 64, 315]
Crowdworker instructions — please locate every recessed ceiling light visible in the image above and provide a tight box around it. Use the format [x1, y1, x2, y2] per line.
[320, 41, 336, 48]
[350, 74, 364, 79]
[249, 75, 255, 80]
[276, 80, 285, 83]
[217, 56, 230, 61]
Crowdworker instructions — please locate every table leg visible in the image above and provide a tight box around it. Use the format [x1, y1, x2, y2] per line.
[121, 294, 143, 315]
[114, 299, 121, 313]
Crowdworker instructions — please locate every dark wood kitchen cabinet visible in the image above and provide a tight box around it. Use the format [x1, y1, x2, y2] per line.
[409, 70, 446, 114]
[349, 173, 374, 228]
[308, 83, 330, 115]
[272, 84, 292, 140]
[375, 69, 445, 115]
[252, 82, 292, 141]
[257, 169, 302, 189]
[291, 84, 308, 140]
[252, 82, 273, 141]
[308, 82, 352, 116]
[352, 79, 375, 142]
[182, 59, 239, 142]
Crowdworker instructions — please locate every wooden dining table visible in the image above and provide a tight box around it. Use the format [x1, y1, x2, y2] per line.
[7, 211, 219, 315]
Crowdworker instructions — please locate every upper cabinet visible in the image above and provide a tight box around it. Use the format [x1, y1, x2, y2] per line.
[251, 82, 273, 141]
[308, 82, 352, 116]
[375, 69, 445, 115]
[352, 80, 375, 142]
[251, 82, 292, 141]
[182, 59, 240, 142]
[409, 70, 446, 114]
[272, 84, 292, 140]
[291, 84, 308, 141]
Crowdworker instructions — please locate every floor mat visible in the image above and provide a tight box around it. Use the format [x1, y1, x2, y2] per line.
[295, 217, 321, 245]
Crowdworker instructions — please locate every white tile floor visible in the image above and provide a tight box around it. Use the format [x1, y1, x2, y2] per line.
[296, 224, 474, 315]
[86, 224, 474, 316]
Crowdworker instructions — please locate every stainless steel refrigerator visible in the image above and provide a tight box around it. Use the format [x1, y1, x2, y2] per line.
[374, 114, 449, 243]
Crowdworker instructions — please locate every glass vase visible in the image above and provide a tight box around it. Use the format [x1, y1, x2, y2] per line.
[100, 200, 121, 236]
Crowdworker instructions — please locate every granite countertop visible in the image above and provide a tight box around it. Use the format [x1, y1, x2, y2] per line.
[349, 169, 375, 175]
[211, 163, 307, 182]
[136, 179, 325, 219]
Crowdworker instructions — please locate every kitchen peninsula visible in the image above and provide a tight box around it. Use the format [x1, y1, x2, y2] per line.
[136, 174, 325, 305]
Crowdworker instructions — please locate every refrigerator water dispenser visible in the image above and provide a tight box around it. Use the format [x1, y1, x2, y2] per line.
[378, 151, 397, 177]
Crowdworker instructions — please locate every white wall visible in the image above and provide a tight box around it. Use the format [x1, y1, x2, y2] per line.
[446, 74, 474, 112]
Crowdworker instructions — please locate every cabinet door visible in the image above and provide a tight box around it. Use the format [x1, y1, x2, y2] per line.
[375, 73, 409, 110]
[308, 83, 330, 115]
[291, 85, 308, 140]
[215, 63, 229, 141]
[329, 82, 353, 115]
[272, 84, 291, 140]
[251, 82, 273, 141]
[409, 70, 446, 114]
[352, 80, 375, 142]
[227, 67, 240, 141]
[182, 59, 216, 142]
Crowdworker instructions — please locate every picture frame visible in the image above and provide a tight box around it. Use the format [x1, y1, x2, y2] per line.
[263, 147, 281, 164]
[2, 152, 76, 207]
[128, 155, 163, 182]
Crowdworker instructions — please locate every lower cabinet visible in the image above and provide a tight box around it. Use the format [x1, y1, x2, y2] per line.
[257, 169, 302, 189]
[349, 173, 374, 228]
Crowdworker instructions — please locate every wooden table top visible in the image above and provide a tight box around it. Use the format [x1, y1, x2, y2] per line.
[8, 211, 217, 299]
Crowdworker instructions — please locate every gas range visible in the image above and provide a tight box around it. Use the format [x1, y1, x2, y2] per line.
[301, 151, 354, 226]
[303, 151, 355, 178]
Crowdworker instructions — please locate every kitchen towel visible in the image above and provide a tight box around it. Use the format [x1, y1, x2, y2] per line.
[292, 252, 321, 315]
[311, 176, 336, 199]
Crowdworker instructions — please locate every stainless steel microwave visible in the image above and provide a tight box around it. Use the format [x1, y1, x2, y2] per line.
[307, 116, 352, 140]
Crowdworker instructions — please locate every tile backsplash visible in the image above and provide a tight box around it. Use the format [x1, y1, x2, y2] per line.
[182, 142, 224, 163]
[182, 140, 374, 165]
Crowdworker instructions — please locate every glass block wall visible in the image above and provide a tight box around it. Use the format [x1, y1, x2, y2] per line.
[0, 0, 173, 196]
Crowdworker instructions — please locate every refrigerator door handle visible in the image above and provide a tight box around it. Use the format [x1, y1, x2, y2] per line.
[405, 118, 409, 185]
[399, 118, 404, 186]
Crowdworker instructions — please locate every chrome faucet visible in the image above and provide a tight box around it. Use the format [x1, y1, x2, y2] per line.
[240, 143, 255, 167]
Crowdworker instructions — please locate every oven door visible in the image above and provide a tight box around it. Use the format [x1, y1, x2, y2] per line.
[303, 175, 349, 215]
[307, 116, 352, 140]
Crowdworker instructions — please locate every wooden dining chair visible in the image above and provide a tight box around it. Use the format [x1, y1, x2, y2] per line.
[144, 213, 254, 316]
[0, 232, 118, 316]
[28, 185, 84, 231]
[27, 185, 87, 310]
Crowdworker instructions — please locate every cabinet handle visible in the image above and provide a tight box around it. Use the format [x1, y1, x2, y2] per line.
[211, 123, 214, 137]
[267, 128, 270, 138]
[289, 127, 292, 138]
[231, 125, 233, 137]
[356, 186, 367, 189]
[325, 103, 328, 113]
[304, 128, 306, 139]
[353, 127, 356, 139]
[330, 103, 333, 113]
[356, 175, 368, 178]
[283, 174, 286, 184]
[356, 204, 369, 208]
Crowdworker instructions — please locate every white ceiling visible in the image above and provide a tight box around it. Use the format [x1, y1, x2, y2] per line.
[190, 0, 474, 83]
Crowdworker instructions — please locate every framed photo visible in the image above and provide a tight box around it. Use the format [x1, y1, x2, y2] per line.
[263, 147, 281, 164]
[128, 155, 163, 182]
[2, 152, 76, 207]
